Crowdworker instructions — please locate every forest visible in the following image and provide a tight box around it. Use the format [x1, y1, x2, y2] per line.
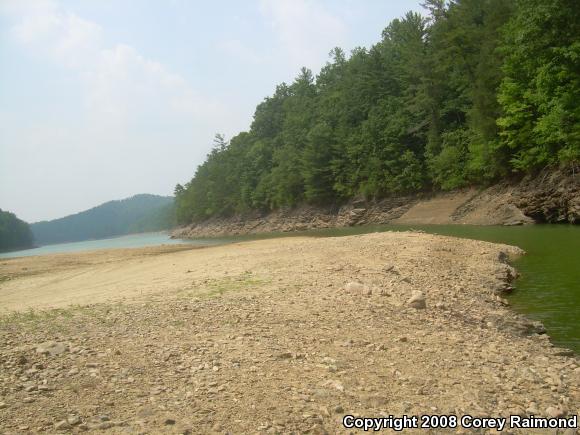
[0, 209, 33, 252]
[31, 194, 175, 246]
[174, 0, 579, 224]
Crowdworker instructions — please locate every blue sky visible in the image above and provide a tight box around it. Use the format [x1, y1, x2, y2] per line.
[0, 0, 422, 222]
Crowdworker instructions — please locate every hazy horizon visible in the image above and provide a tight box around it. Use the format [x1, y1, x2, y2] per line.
[0, 0, 422, 222]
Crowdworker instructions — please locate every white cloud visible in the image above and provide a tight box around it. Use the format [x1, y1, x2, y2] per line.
[0, 0, 241, 221]
[3, 0, 228, 126]
[260, 0, 347, 72]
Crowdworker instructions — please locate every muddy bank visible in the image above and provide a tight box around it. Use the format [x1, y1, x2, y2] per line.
[0, 232, 578, 433]
[173, 167, 579, 239]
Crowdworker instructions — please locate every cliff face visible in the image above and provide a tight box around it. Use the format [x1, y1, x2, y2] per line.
[172, 168, 579, 238]
[510, 167, 580, 223]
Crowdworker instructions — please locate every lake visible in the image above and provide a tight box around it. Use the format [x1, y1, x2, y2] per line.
[1, 225, 578, 353]
[0, 232, 217, 259]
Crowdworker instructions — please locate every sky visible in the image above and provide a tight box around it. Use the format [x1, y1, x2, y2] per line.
[0, 0, 422, 223]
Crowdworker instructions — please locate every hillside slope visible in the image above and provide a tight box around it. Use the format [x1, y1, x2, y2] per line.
[0, 209, 33, 252]
[173, 168, 579, 238]
[31, 194, 174, 246]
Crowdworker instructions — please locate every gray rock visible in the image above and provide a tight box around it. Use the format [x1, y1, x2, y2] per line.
[54, 420, 71, 430]
[36, 341, 67, 356]
[545, 406, 566, 418]
[345, 281, 371, 296]
[67, 415, 82, 426]
[408, 291, 426, 309]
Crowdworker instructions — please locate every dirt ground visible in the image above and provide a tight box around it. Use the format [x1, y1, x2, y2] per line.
[0, 233, 578, 434]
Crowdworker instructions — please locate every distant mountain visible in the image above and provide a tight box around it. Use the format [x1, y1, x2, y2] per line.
[31, 194, 175, 246]
[0, 209, 34, 252]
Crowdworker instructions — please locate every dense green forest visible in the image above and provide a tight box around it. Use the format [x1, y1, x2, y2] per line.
[32, 194, 175, 245]
[175, 0, 579, 224]
[0, 209, 34, 252]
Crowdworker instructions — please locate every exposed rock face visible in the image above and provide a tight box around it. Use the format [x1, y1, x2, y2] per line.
[172, 168, 579, 239]
[511, 167, 580, 223]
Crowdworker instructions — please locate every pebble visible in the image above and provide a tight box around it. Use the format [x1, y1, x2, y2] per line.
[407, 291, 426, 309]
[67, 415, 82, 426]
[54, 420, 71, 430]
[36, 341, 67, 356]
[545, 406, 566, 418]
[345, 281, 370, 296]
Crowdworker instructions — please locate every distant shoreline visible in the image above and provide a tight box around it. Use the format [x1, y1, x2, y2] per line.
[0, 231, 190, 260]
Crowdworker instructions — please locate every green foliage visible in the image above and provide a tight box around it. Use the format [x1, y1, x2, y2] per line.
[175, 0, 578, 223]
[31, 194, 175, 245]
[0, 209, 33, 252]
[497, 0, 580, 171]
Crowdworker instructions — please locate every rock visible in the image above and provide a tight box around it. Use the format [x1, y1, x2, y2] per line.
[324, 380, 344, 392]
[67, 415, 82, 426]
[89, 422, 114, 430]
[407, 291, 426, 309]
[0, 402, 6, 409]
[345, 281, 371, 296]
[552, 348, 574, 357]
[36, 341, 67, 356]
[545, 406, 566, 418]
[54, 420, 71, 430]
[164, 418, 176, 425]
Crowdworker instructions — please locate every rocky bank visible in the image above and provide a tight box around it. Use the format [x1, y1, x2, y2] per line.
[172, 167, 579, 239]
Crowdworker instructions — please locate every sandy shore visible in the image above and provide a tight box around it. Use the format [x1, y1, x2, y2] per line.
[0, 232, 578, 434]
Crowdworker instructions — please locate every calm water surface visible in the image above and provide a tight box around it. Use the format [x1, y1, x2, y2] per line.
[0, 232, 217, 259]
[1, 225, 578, 352]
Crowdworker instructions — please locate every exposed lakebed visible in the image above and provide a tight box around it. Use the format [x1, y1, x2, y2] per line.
[202, 223, 580, 353]
[1, 224, 578, 353]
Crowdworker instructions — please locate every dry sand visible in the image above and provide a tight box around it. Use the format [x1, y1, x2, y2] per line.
[0, 232, 578, 434]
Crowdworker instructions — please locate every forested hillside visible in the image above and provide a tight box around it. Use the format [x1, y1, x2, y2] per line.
[32, 194, 175, 245]
[0, 209, 34, 252]
[175, 0, 579, 224]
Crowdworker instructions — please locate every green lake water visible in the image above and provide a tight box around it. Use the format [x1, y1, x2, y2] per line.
[1, 225, 578, 353]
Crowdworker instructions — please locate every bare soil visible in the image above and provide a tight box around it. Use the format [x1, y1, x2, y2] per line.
[0, 233, 578, 434]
